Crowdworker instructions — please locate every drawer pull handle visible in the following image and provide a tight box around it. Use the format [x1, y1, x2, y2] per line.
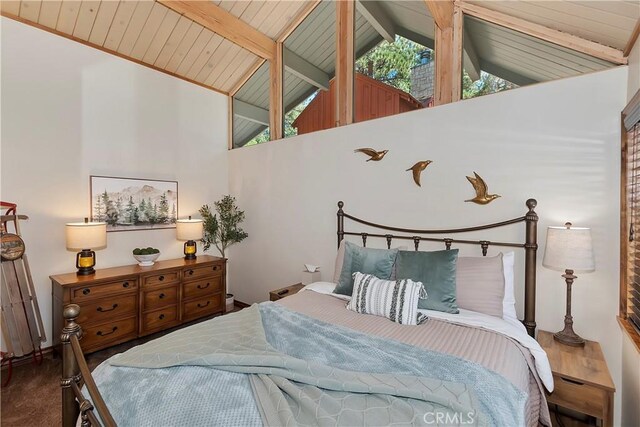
[213, 266, 219, 271]
[560, 377, 584, 386]
[158, 275, 165, 281]
[159, 314, 165, 320]
[159, 293, 166, 299]
[197, 283, 210, 290]
[197, 301, 210, 309]
[188, 270, 194, 276]
[82, 288, 91, 295]
[122, 282, 130, 288]
[97, 304, 118, 312]
[97, 326, 117, 337]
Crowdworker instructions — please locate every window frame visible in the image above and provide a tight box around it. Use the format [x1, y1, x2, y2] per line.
[620, 89, 640, 352]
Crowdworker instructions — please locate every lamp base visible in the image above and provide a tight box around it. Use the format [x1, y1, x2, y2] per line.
[76, 266, 96, 276]
[553, 327, 585, 347]
[554, 269, 585, 347]
[76, 250, 96, 276]
[183, 240, 197, 260]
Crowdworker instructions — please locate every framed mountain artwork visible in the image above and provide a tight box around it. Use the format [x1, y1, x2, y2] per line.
[90, 176, 178, 232]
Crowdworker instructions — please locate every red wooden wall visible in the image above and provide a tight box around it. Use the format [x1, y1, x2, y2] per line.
[292, 73, 422, 136]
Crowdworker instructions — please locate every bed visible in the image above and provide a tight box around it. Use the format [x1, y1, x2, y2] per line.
[60, 199, 551, 427]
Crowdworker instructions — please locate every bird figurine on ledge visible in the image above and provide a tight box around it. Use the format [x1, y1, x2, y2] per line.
[406, 160, 433, 187]
[354, 148, 389, 162]
[465, 172, 501, 205]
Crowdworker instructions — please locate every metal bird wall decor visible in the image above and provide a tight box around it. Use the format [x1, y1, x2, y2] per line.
[406, 161, 433, 187]
[465, 172, 501, 205]
[354, 148, 389, 162]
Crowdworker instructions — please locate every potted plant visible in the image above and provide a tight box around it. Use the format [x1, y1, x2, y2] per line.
[199, 195, 248, 311]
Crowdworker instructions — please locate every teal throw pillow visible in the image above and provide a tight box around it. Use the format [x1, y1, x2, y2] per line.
[334, 242, 398, 296]
[395, 249, 459, 313]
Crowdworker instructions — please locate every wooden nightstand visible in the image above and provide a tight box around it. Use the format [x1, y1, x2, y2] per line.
[538, 330, 615, 427]
[269, 283, 305, 301]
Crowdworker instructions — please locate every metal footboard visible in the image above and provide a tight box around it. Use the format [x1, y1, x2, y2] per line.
[61, 304, 116, 427]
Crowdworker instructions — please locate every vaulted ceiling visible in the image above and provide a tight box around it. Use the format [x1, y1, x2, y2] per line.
[2, 0, 637, 99]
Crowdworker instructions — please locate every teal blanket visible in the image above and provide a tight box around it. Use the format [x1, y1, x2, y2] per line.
[94, 303, 524, 426]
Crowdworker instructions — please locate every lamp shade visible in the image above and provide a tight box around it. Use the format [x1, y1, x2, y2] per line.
[176, 218, 203, 241]
[542, 224, 595, 273]
[65, 221, 107, 250]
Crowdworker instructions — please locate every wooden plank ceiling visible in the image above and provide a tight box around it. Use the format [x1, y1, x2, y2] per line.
[465, 0, 639, 51]
[1, 0, 637, 101]
[0, 0, 313, 94]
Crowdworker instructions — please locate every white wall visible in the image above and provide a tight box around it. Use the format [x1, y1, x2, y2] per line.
[622, 39, 640, 427]
[0, 18, 229, 348]
[229, 67, 628, 425]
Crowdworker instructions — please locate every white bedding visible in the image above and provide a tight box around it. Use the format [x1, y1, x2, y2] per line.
[300, 281, 554, 392]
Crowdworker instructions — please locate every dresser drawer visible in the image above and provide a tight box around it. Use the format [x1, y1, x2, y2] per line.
[141, 306, 178, 333]
[72, 279, 137, 302]
[183, 263, 223, 281]
[182, 293, 223, 322]
[183, 276, 223, 300]
[142, 285, 178, 312]
[80, 316, 137, 352]
[547, 375, 607, 418]
[77, 294, 137, 326]
[143, 271, 180, 287]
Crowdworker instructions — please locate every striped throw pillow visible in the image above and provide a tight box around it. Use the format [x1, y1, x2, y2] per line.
[346, 272, 428, 326]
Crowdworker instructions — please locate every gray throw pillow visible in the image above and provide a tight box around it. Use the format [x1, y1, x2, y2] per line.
[395, 249, 459, 313]
[334, 242, 399, 296]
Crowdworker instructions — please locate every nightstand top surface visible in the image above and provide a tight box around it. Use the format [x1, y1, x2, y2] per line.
[538, 330, 615, 391]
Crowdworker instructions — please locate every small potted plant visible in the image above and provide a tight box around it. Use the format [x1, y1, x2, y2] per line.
[199, 195, 248, 311]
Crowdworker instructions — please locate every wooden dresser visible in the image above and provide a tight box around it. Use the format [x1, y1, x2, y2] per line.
[51, 255, 226, 354]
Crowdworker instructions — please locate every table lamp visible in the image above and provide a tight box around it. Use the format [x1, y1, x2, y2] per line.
[176, 216, 203, 260]
[542, 222, 595, 346]
[66, 218, 107, 276]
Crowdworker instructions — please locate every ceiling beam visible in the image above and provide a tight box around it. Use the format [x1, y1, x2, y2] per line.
[336, 0, 355, 126]
[284, 48, 330, 91]
[276, 0, 322, 43]
[270, 42, 284, 139]
[424, 0, 454, 29]
[624, 17, 640, 57]
[479, 59, 539, 87]
[157, 1, 276, 60]
[458, 1, 626, 65]
[233, 99, 269, 126]
[356, 0, 395, 43]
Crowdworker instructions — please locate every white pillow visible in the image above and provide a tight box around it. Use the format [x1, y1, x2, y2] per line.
[346, 272, 428, 325]
[501, 252, 518, 323]
[301, 281, 336, 294]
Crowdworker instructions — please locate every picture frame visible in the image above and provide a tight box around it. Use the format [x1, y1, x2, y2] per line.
[90, 176, 178, 232]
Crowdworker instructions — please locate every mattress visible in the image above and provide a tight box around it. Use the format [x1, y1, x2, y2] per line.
[278, 289, 551, 427]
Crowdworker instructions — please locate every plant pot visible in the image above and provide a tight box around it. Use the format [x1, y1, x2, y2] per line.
[226, 293, 234, 313]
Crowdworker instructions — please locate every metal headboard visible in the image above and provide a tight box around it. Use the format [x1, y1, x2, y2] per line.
[336, 199, 539, 337]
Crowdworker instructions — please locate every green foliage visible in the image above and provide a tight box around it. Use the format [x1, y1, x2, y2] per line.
[463, 71, 517, 99]
[356, 36, 424, 93]
[133, 247, 159, 255]
[199, 195, 248, 257]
